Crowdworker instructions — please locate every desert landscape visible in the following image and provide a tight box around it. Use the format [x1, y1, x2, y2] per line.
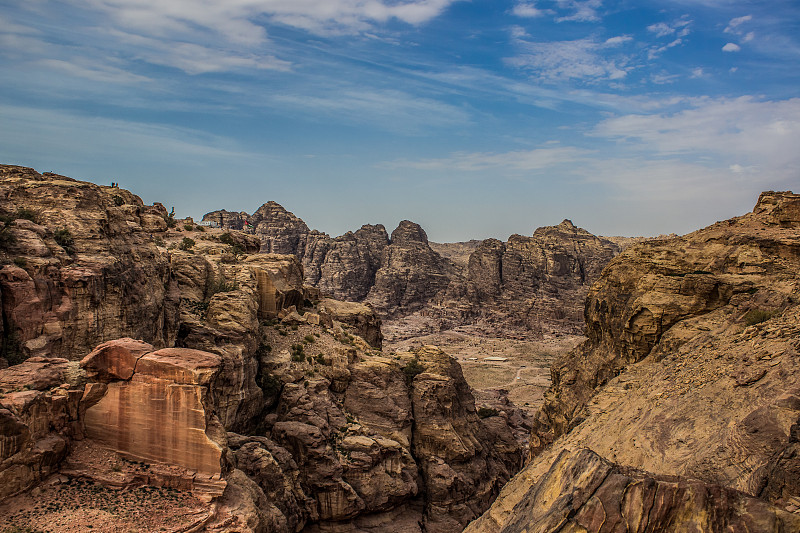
[2, 1, 799, 532]
[0, 164, 799, 533]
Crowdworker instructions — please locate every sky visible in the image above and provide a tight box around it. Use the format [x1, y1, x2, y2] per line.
[1, 0, 799, 242]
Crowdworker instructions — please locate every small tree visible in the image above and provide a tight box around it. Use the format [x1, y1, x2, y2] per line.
[179, 237, 195, 251]
[54, 228, 75, 254]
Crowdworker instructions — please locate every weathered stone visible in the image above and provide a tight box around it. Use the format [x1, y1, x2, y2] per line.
[79, 338, 154, 382]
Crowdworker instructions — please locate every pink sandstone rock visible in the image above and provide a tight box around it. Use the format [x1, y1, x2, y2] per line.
[79, 338, 154, 382]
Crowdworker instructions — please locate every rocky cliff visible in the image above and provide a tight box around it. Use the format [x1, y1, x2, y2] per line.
[0, 165, 523, 532]
[205, 205, 623, 339]
[0, 165, 179, 364]
[466, 191, 800, 532]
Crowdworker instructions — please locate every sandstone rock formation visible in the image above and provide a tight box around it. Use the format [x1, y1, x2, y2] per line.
[468, 448, 800, 533]
[1, 165, 524, 533]
[0, 165, 179, 364]
[466, 191, 800, 531]
[206, 203, 625, 341]
[435, 220, 621, 337]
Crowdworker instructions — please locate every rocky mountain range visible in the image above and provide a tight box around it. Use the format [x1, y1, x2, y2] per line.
[203, 204, 629, 339]
[0, 165, 522, 532]
[3, 163, 799, 532]
[466, 190, 800, 531]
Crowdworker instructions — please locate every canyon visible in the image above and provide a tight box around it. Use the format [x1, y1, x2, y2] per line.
[1, 163, 799, 532]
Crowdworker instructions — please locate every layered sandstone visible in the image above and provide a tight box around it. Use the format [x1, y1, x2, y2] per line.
[467, 191, 800, 532]
[0, 165, 179, 363]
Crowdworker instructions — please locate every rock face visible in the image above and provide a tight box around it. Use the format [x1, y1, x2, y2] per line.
[206, 204, 623, 340]
[0, 165, 524, 533]
[81, 343, 226, 480]
[466, 191, 800, 532]
[365, 221, 457, 317]
[0, 357, 83, 500]
[468, 448, 800, 533]
[0, 165, 179, 363]
[435, 220, 621, 337]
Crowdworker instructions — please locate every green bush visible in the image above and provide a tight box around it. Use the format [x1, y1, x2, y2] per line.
[291, 344, 306, 362]
[195, 225, 205, 232]
[179, 237, 195, 251]
[54, 228, 75, 253]
[303, 334, 315, 344]
[207, 276, 238, 296]
[165, 207, 177, 228]
[183, 223, 194, 231]
[153, 236, 165, 247]
[12, 257, 27, 268]
[744, 309, 775, 326]
[402, 358, 426, 385]
[219, 232, 235, 246]
[477, 407, 499, 419]
[14, 208, 38, 222]
[315, 353, 326, 365]
[112, 195, 124, 206]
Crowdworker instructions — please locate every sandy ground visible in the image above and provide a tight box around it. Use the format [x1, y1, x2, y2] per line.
[386, 326, 583, 415]
[0, 441, 210, 533]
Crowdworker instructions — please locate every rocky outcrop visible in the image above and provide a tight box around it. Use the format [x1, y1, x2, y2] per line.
[81, 343, 227, 490]
[0, 357, 84, 500]
[467, 448, 800, 533]
[364, 222, 457, 317]
[409, 346, 522, 533]
[466, 191, 800, 531]
[0, 165, 524, 533]
[434, 220, 621, 337]
[0, 165, 180, 363]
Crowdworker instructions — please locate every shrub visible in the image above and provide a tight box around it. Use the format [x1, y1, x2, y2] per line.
[207, 276, 238, 296]
[291, 344, 305, 362]
[183, 223, 194, 231]
[477, 407, 499, 419]
[14, 208, 38, 222]
[255, 343, 272, 357]
[13, 257, 27, 268]
[195, 225, 205, 232]
[54, 228, 75, 253]
[153, 236, 165, 247]
[303, 334, 315, 344]
[219, 233, 235, 246]
[112, 195, 124, 206]
[744, 308, 775, 326]
[315, 353, 329, 365]
[402, 358, 426, 385]
[178, 237, 195, 251]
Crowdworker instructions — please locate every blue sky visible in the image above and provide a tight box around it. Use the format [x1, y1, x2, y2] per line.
[1, 0, 798, 241]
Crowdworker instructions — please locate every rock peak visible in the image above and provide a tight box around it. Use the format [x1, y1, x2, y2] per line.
[391, 220, 428, 245]
[559, 219, 576, 229]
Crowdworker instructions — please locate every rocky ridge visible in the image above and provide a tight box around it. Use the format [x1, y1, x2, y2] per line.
[466, 191, 800, 532]
[205, 206, 625, 339]
[0, 165, 523, 532]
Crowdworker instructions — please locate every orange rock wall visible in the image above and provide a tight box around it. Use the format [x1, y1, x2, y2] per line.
[83, 374, 222, 475]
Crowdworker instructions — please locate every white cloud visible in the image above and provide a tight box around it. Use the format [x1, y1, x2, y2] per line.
[722, 42, 741, 52]
[507, 37, 631, 82]
[690, 67, 704, 78]
[386, 146, 590, 171]
[77, 0, 461, 42]
[593, 97, 800, 173]
[724, 14, 752, 33]
[554, 0, 603, 22]
[647, 22, 675, 38]
[605, 35, 632, 46]
[35, 58, 152, 83]
[512, 2, 546, 18]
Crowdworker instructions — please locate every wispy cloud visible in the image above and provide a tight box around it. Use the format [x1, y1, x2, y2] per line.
[511, 1, 547, 18]
[507, 36, 631, 82]
[385, 145, 590, 171]
[646, 17, 691, 59]
[722, 42, 741, 52]
[554, 0, 603, 23]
